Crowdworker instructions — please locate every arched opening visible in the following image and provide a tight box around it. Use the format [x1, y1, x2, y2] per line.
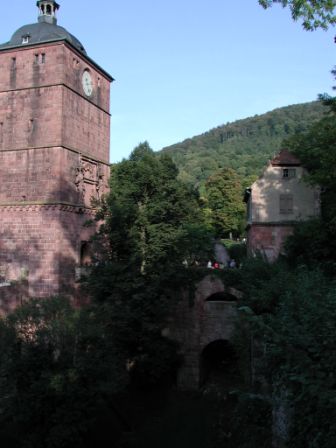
[206, 291, 237, 302]
[80, 241, 92, 266]
[200, 340, 239, 388]
[46, 4, 52, 15]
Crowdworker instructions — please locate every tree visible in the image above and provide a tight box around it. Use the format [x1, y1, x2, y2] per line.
[97, 142, 212, 272]
[285, 95, 336, 227]
[259, 0, 336, 30]
[223, 257, 336, 447]
[0, 297, 128, 448]
[86, 142, 213, 387]
[204, 168, 246, 238]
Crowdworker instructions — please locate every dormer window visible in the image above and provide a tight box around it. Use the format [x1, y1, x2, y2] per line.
[22, 34, 30, 44]
[282, 168, 296, 179]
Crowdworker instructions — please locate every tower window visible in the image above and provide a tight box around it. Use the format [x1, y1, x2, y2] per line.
[34, 54, 46, 64]
[282, 168, 296, 178]
[28, 119, 35, 132]
[11, 57, 16, 69]
[46, 4, 52, 15]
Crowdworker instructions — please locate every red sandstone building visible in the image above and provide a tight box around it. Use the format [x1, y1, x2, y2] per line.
[0, 1, 113, 310]
[244, 149, 320, 261]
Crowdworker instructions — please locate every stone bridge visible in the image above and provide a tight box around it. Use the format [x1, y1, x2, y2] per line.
[169, 274, 241, 389]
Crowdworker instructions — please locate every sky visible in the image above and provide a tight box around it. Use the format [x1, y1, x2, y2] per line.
[0, 1, 335, 162]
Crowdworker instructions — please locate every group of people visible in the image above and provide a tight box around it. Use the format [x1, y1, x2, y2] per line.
[207, 259, 236, 270]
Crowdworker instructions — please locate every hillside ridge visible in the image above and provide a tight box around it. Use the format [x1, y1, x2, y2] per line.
[160, 101, 325, 186]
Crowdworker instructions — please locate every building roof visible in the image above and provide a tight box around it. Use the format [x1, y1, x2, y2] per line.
[271, 149, 301, 167]
[0, 21, 87, 54]
[0, 1, 86, 54]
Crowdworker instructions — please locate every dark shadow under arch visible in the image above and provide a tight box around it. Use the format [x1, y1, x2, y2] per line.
[199, 339, 239, 388]
[206, 291, 237, 302]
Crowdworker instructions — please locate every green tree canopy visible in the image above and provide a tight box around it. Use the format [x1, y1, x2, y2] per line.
[286, 96, 336, 226]
[259, 0, 336, 30]
[98, 141, 212, 273]
[204, 167, 246, 238]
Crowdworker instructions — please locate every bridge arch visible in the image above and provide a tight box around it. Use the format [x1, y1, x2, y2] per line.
[172, 275, 242, 389]
[199, 339, 239, 387]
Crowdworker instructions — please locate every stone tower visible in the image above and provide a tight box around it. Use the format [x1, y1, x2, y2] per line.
[0, 1, 113, 309]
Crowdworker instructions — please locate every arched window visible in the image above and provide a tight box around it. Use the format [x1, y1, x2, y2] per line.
[80, 241, 92, 266]
[46, 4, 52, 15]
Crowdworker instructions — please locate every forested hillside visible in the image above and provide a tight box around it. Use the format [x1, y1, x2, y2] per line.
[160, 101, 326, 186]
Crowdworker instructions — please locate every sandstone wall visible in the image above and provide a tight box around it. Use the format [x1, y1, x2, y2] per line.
[0, 205, 97, 304]
[247, 224, 294, 261]
[169, 275, 238, 389]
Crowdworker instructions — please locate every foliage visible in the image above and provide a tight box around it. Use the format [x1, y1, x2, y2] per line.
[286, 96, 336, 227]
[259, 0, 336, 30]
[225, 253, 336, 447]
[204, 168, 246, 237]
[0, 297, 128, 448]
[260, 269, 336, 448]
[86, 262, 186, 387]
[284, 218, 336, 275]
[160, 101, 325, 188]
[98, 142, 213, 273]
[230, 393, 272, 447]
[226, 241, 247, 265]
[86, 142, 214, 386]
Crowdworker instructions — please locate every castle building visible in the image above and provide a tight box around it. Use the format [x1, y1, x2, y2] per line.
[244, 149, 320, 261]
[0, 1, 113, 310]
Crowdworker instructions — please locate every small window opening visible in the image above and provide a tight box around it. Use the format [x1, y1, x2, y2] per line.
[11, 57, 16, 69]
[22, 36, 30, 44]
[35, 54, 39, 64]
[282, 168, 296, 179]
[28, 119, 35, 133]
[41, 4, 45, 14]
[46, 4, 52, 15]
[41, 53, 46, 63]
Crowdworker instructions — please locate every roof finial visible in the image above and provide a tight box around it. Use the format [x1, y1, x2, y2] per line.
[36, 1, 60, 25]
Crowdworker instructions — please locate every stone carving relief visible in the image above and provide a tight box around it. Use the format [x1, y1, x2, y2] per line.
[74, 156, 105, 206]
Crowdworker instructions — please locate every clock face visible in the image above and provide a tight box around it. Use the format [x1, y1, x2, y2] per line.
[82, 70, 93, 96]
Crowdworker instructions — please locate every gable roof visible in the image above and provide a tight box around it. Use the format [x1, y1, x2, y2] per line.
[271, 149, 301, 167]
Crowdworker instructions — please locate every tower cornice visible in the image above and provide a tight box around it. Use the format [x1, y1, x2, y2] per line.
[0, 40, 114, 82]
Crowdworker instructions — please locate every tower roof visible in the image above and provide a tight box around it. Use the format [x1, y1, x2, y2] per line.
[271, 149, 301, 167]
[0, 1, 86, 54]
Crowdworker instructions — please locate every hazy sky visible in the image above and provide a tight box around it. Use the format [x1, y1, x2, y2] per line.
[0, 0, 335, 162]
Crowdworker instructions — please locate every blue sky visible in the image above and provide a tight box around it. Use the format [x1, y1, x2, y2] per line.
[0, 1, 335, 162]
